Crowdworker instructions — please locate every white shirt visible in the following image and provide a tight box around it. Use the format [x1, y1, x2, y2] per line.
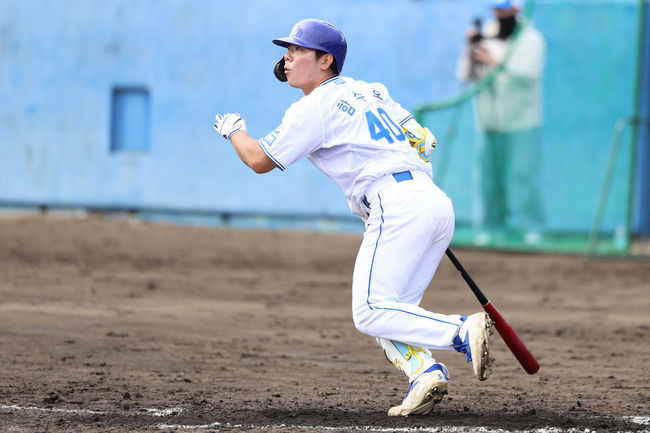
[258, 76, 432, 218]
[457, 21, 546, 131]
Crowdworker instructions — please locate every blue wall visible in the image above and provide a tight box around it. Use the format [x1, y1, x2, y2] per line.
[0, 0, 489, 217]
[1, 0, 648, 236]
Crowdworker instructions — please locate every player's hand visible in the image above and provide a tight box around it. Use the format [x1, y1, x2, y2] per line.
[411, 127, 436, 163]
[214, 113, 247, 140]
[402, 118, 436, 163]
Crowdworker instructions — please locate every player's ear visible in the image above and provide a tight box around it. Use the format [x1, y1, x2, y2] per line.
[320, 53, 334, 71]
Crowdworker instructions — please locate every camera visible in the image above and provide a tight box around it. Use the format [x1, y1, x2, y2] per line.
[468, 18, 484, 80]
[470, 18, 483, 44]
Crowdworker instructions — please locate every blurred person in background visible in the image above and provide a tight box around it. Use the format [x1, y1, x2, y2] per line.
[457, 0, 546, 244]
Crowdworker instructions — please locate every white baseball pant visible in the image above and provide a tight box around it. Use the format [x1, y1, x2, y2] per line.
[352, 170, 463, 351]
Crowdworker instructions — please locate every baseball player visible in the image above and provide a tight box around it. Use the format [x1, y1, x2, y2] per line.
[214, 19, 494, 416]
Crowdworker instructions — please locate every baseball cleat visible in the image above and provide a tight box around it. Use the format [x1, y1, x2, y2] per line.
[387, 364, 448, 417]
[454, 312, 494, 381]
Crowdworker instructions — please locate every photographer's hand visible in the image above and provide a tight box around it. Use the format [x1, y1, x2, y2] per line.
[471, 46, 497, 66]
[467, 28, 481, 45]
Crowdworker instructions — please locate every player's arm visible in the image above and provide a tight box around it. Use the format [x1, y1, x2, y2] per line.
[229, 131, 276, 173]
[214, 113, 276, 174]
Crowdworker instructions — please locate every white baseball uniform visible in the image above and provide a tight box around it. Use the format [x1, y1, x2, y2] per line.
[258, 76, 464, 377]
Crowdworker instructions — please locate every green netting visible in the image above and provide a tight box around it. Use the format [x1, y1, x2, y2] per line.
[415, 0, 645, 256]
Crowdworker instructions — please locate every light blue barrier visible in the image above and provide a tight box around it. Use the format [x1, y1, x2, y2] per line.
[0, 0, 492, 222]
[0, 0, 648, 239]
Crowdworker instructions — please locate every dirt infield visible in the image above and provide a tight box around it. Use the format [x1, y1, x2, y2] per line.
[0, 216, 648, 432]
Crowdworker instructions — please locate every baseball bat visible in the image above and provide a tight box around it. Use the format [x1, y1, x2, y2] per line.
[445, 248, 540, 375]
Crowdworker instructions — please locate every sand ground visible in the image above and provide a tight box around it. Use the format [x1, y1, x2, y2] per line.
[0, 216, 648, 432]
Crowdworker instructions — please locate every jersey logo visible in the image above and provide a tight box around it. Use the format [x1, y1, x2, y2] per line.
[262, 126, 282, 147]
[336, 99, 356, 116]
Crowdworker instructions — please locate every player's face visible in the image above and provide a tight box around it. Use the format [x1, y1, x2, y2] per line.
[283, 44, 325, 95]
[493, 7, 518, 18]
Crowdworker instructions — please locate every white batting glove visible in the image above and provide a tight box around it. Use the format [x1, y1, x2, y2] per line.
[214, 113, 247, 140]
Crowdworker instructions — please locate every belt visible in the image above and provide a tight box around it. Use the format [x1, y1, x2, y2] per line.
[392, 171, 413, 182]
[362, 170, 413, 209]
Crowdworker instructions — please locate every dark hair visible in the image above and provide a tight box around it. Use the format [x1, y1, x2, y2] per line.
[315, 49, 339, 75]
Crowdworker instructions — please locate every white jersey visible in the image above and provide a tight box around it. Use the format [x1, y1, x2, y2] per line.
[258, 76, 432, 218]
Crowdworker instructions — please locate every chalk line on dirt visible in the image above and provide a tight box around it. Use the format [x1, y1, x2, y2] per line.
[155, 421, 649, 433]
[156, 416, 650, 432]
[0, 404, 183, 417]
[1, 404, 648, 432]
[0, 404, 105, 415]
